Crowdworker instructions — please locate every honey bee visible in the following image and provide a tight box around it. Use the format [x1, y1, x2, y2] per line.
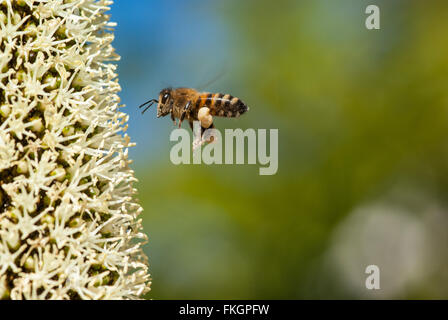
[138, 88, 249, 132]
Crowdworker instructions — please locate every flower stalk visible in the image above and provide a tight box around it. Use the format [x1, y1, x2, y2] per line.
[0, 0, 150, 299]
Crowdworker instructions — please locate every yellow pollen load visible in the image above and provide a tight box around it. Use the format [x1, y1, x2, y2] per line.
[198, 107, 213, 128]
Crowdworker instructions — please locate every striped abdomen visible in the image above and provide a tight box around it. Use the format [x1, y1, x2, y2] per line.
[195, 93, 248, 118]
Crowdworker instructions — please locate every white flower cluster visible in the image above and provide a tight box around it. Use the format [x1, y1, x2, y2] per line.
[0, 0, 150, 299]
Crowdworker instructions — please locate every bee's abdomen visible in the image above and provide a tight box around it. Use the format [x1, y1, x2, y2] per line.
[197, 93, 248, 118]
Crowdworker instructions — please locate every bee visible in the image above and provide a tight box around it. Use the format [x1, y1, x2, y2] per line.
[138, 88, 249, 132]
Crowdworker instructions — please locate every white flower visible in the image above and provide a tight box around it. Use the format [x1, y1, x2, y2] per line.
[0, 0, 150, 300]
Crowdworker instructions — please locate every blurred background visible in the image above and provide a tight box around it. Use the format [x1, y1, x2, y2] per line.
[110, 0, 448, 299]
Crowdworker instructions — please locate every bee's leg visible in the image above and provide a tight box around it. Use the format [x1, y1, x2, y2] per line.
[178, 112, 186, 128]
[202, 123, 216, 143]
[201, 123, 215, 134]
[171, 112, 177, 126]
[178, 101, 191, 128]
[189, 120, 193, 131]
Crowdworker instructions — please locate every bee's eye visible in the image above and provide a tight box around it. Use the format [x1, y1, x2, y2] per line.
[161, 93, 169, 104]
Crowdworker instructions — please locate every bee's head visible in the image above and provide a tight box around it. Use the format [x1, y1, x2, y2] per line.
[138, 88, 173, 117]
[157, 88, 173, 118]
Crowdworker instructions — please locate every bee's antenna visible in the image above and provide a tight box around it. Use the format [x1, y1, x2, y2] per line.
[138, 99, 158, 114]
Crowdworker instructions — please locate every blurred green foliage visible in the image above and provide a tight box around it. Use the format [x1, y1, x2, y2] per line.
[133, 0, 448, 299]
